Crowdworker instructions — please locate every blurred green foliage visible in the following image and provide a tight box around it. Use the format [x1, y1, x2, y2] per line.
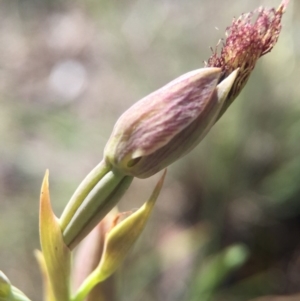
[0, 0, 299, 300]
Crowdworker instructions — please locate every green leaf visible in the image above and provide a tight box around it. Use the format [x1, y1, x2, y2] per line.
[0, 271, 12, 301]
[39, 170, 71, 301]
[0, 271, 31, 301]
[188, 244, 249, 301]
[99, 169, 167, 279]
[34, 250, 56, 301]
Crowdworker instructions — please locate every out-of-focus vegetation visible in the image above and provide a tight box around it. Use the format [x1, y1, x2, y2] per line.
[0, 0, 299, 300]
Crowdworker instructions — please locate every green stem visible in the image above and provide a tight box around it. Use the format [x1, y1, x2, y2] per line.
[60, 160, 111, 231]
[72, 270, 106, 301]
[67, 175, 134, 249]
[63, 170, 130, 248]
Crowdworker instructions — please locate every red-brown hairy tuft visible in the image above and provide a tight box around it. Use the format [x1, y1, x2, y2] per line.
[207, 0, 288, 116]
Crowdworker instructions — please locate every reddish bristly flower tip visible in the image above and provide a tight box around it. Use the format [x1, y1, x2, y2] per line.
[206, 0, 289, 117]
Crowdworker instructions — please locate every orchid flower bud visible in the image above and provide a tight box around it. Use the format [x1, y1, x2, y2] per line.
[104, 1, 288, 179]
[104, 67, 237, 178]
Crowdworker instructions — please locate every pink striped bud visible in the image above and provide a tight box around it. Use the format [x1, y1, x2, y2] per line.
[104, 67, 237, 178]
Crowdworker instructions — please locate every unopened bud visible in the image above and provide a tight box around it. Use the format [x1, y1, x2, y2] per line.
[104, 68, 237, 178]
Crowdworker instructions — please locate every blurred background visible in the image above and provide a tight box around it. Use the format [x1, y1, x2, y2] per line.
[0, 0, 299, 300]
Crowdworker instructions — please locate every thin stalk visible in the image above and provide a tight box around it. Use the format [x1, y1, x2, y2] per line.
[63, 170, 130, 247]
[60, 160, 111, 231]
[67, 175, 134, 249]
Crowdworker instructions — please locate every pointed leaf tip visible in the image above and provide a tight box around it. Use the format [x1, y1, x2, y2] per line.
[98, 169, 167, 279]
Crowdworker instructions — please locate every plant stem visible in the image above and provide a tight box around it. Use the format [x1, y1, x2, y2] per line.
[63, 170, 131, 248]
[60, 160, 111, 231]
